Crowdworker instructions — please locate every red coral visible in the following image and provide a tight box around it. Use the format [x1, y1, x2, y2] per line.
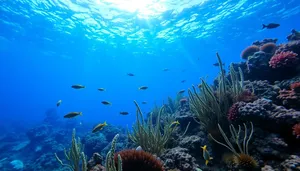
[228, 103, 240, 122]
[260, 43, 277, 54]
[290, 82, 300, 93]
[269, 51, 298, 69]
[114, 150, 164, 171]
[292, 123, 300, 139]
[241, 45, 260, 60]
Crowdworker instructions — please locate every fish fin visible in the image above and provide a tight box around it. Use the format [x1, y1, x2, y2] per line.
[104, 121, 107, 125]
[201, 145, 207, 150]
[262, 24, 266, 29]
[79, 112, 83, 115]
[205, 160, 209, 165]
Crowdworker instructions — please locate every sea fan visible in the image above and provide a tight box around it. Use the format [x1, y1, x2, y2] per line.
[114, 150, 164, 171]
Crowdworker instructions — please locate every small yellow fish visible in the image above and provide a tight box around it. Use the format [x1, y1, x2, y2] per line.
[64, 112, 82, 118]
[92, 121, 108, 133]
[71, 84, 85, 89]
[139, 86, 148, 90]
[201, 145, 213, 165]
[170, 120, 180, 128]
[98, 88, 105, 91]
[56, 100, 62, 107]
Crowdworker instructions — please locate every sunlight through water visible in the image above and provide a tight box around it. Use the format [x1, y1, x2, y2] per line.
[96, 0, 167, 18]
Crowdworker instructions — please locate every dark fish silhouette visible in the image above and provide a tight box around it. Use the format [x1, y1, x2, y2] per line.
[142, 101, 147, 104]
[262, 23, 280, 29]
[127, 73, 135, 76]
[213, 62, 225, 67]
[120, 111, 129, 115]
[101, 101, 112, 105]
[71, 84, 85, 89]
[181, 80, 186, 83]
[138, 86, 148, 90]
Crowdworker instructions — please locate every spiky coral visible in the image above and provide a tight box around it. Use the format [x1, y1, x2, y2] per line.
[54, 129, 87, 171]
[292, 123, 300, 139]
[114, 150, 164, 171]
[209, 122, 258, 170]
[269, 51, 298, 69]
[241, 45, 260, 60]
[128, 101, 178, 156]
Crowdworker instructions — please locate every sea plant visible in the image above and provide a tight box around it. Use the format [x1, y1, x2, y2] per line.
[128, 100, 178, 156]
[165, 93, 183, 114]
[188, 52, 245, 131]
[105, 134, 122, 171]
[209, 122, 258, 169]
[54, 129, 87, 171]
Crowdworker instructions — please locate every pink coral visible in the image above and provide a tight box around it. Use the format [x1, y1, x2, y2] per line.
[269, 51, 298, 69]
[292, 123, 300, 139]
[227, 103, 240, 121]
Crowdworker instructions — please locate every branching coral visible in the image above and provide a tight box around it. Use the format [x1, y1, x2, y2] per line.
[188, 53, 245, 131]
[269, 51, 298, 69]
[115, 150, 164, 171]
[128, 101, 178, 156]
[209, 122, 258, 170]
[54, 129, 87, 171]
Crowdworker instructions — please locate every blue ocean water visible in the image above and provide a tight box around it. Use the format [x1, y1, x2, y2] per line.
[0, 0, 299, 170]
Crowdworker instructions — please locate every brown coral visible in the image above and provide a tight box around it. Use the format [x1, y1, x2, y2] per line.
[290, 82, 300, 93]
[114, 150, 164, 171]
[260, 42, 277, 54]
[241, 45, 260, 60]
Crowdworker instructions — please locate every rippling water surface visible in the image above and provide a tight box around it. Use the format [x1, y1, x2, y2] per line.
[1, 0, 299, 56]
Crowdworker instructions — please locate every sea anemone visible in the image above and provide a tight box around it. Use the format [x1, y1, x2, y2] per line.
[292, 123, 300, 139]
[241, 45, 260, 60]
[290, 82, 300, 93]
[114, 150, 164, 171]
[269, 51, 298, 69]
[233, 153, 258, 170]
[260, 43, 277, 54]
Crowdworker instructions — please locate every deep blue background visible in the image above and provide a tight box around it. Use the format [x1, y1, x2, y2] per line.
[0, 0, 299, 128]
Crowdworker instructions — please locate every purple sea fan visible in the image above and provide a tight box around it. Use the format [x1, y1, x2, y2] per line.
[269, 51, 298, 69]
